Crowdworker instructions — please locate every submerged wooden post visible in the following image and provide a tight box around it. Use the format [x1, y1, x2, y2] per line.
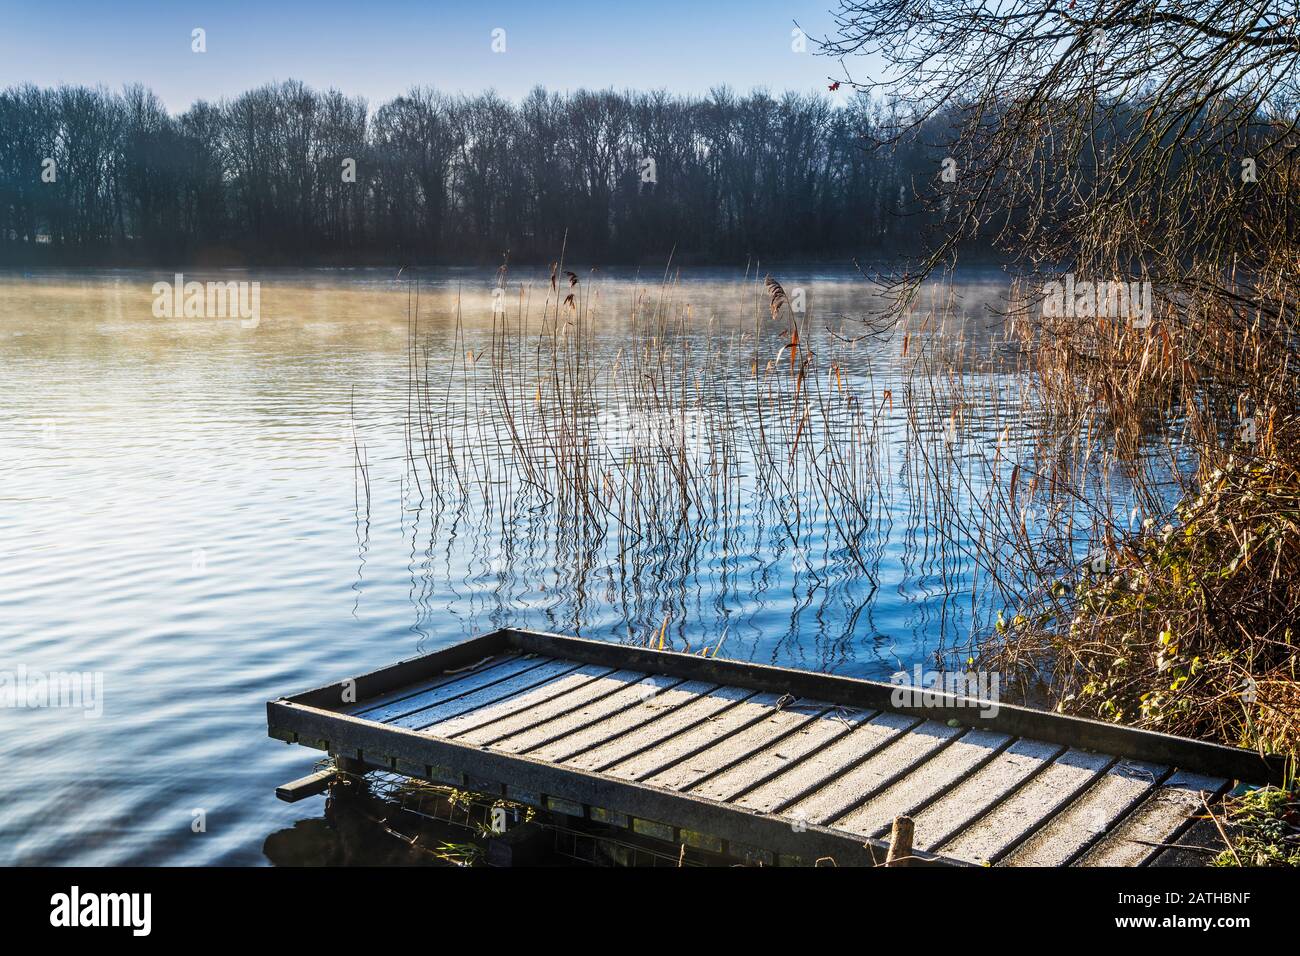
[886, 816, 914, 866]
[334, 755, 367, 775]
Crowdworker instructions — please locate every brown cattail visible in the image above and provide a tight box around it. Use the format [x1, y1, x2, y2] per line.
[765, 275, 788, 320]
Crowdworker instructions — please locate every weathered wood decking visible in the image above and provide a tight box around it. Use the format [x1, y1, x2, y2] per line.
[267, 628, 1286, 866]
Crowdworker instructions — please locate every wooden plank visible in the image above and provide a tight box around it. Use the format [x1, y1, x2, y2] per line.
[275, 769, 338, 803]
[937, 749, 1113, 864]
[343, 651, 523, 717]
[1076, 771, 1228, 867]
[783, 720, 967, 825]
[487, 674, 685, 756]
[421, 662, 617, 738]
[388, 659, 585, 730]
[626, 696, 826, 790]
[832, 729, 1013, 837]
[527, 680, 720, 764]
[604, 691, 788, 781]
[734, 711, 919, 813]
[289, 630, 511, 711]
[502, 629, 1287, 785]
[565, 684, 756, 772]
[999, 760, 1167, 866]
[906, 738, 1065, 848]
[351, 653, 545, 723]
[686, 706, 876, 801]
[645, 700, 838, 792]
[1148, 817, 1229, 867]
[453, 668, 650, 745]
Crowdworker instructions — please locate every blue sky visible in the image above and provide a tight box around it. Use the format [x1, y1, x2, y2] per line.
[0, 1, 861, 111]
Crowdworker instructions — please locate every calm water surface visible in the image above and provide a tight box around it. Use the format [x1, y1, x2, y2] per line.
[1, 266, 1057, 864]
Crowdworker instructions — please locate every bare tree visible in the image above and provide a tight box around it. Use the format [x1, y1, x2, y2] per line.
[820, 1, 1300, 322]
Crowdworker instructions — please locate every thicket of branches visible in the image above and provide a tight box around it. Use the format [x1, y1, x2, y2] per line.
[826, 0, 1299, 317]
[0, 81, 963, 265]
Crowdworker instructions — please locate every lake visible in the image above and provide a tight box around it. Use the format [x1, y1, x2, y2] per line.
[0, 266, 1132, 864]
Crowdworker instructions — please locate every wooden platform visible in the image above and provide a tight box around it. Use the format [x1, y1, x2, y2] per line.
[267, 628, 1286, 866]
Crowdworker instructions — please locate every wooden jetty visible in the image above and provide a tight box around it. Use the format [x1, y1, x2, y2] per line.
[267, 628, 1286, 866]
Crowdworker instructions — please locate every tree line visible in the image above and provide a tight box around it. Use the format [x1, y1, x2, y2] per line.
[0, 81, 956, 266]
